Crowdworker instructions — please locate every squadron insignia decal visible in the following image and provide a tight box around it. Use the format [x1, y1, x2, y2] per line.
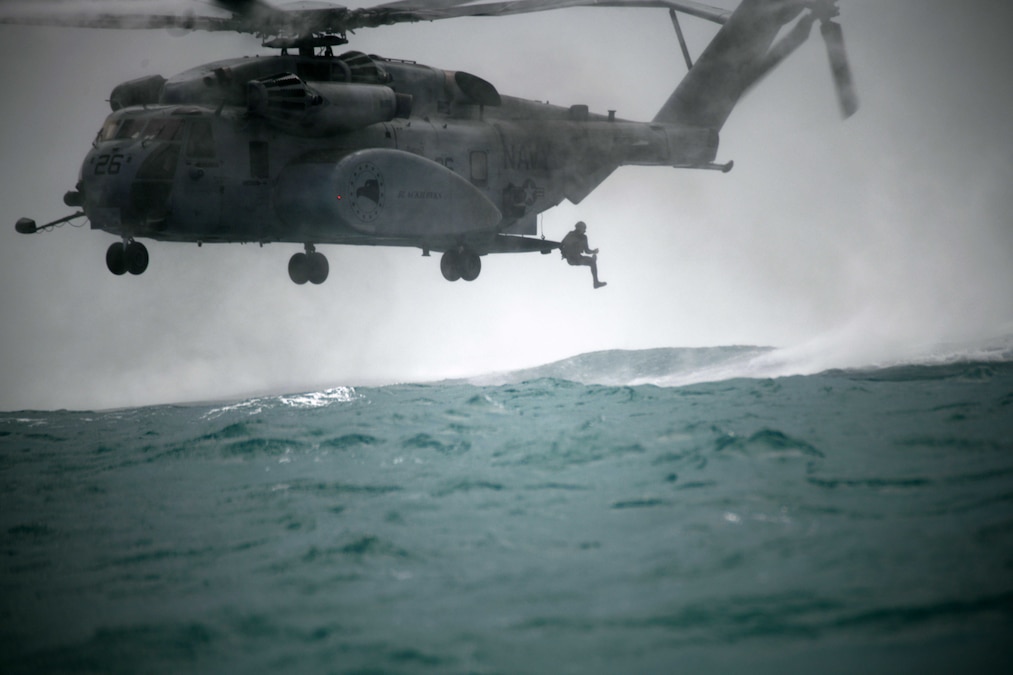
[348, 162, 385, 223]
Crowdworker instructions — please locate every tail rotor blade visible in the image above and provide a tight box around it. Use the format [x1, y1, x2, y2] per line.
[820, 20, 858, 118]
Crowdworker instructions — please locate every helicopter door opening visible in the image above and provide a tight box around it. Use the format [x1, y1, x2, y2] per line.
[172, 117, 224, 238]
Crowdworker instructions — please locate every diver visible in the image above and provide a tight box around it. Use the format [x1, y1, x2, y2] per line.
[560, 221, 606, 289]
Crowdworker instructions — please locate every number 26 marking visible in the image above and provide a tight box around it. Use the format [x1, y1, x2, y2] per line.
[94, 153, 124, 175]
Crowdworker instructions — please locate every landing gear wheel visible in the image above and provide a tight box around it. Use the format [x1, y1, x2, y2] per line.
[126, 241, 149, 275]
[307, 251, 329, 285]
[459, 251, 481, 282]
[106, 242, 127, 276]
[288, 252, 309, 285]
[440, 250, 462, 282]
[289, 249, 329, 285]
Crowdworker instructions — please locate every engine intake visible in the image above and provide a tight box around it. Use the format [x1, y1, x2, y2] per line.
[247, 73, 411, 135]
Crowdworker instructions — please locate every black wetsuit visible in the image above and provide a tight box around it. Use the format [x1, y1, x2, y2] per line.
[560, 229, 604, 287]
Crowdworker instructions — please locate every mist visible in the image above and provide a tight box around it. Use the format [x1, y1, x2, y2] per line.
[1, 0, 1011, 410]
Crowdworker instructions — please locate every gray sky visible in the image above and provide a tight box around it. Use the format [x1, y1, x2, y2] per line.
[1, 0, 1011, 410]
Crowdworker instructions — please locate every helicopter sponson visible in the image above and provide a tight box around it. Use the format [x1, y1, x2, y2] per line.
[275, 148, 502, 238]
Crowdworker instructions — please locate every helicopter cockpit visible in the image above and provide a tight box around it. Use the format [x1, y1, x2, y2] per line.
[84, 108, 222, 245]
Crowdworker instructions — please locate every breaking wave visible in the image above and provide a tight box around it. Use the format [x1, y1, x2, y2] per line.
[465, 334, 1013, 389]
[202, 386, 358, 419]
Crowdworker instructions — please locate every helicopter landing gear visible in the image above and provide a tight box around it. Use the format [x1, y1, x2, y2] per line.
[440, 247, 481, 282]
[106, 240, 149, 276]
[288, 245, 329, 285]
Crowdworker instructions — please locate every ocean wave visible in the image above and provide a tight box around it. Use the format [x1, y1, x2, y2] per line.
[202, 386, 358, 419]
[190, 336, 1013, 413]
[278, 387, 358, 409]
[463, 335, 1013, 389]
[4, 334, 1012, 674]
[466, 345, 775, 388]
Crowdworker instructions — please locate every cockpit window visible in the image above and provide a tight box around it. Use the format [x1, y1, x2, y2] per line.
[109, 116, 187, 143]
[115, 117, 145, 140]
[142, 118, 184, 142]
[98, 118, 120, 143]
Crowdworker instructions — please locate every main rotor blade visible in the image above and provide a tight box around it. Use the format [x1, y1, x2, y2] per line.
[820, 20, 858, 118]
[0, 0, 730, 43]
[211, 0, 284, 24]
[0, 11, 236, 33]
[212, 0, 264, 11]
[366, 1, 729, 26]
[371, 0, 482, 9]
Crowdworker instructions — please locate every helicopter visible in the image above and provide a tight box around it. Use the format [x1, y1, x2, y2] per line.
[8, 0, 857, 285]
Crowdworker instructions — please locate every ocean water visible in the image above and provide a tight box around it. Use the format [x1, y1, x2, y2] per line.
[2, 346, 1013, 674]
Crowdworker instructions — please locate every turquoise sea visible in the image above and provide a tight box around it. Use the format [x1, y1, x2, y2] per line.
[2, 345, 1012, 673]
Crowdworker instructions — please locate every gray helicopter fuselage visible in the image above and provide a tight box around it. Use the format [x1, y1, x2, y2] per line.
[14, 0, 854, 284]
[80, 51, 718, 257]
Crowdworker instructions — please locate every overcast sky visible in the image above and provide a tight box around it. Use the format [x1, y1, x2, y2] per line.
[1, 0, 1011, 410]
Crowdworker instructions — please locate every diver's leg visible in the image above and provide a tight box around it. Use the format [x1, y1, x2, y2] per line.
[588, 255, 606, 289]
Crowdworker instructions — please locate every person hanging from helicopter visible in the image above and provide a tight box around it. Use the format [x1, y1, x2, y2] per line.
[560, 221, 607, 289]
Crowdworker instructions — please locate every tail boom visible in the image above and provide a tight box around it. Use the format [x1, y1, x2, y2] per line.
[653, 0, 807, 129]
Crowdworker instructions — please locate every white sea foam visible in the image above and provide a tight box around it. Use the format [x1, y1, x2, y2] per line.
[201, 398, 265, 420]
[201, 386, 359, 419]
[279, 387, 358, 408]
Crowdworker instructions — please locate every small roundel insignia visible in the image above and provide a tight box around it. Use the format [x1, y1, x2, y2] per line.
[348, 162, 385, 223]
